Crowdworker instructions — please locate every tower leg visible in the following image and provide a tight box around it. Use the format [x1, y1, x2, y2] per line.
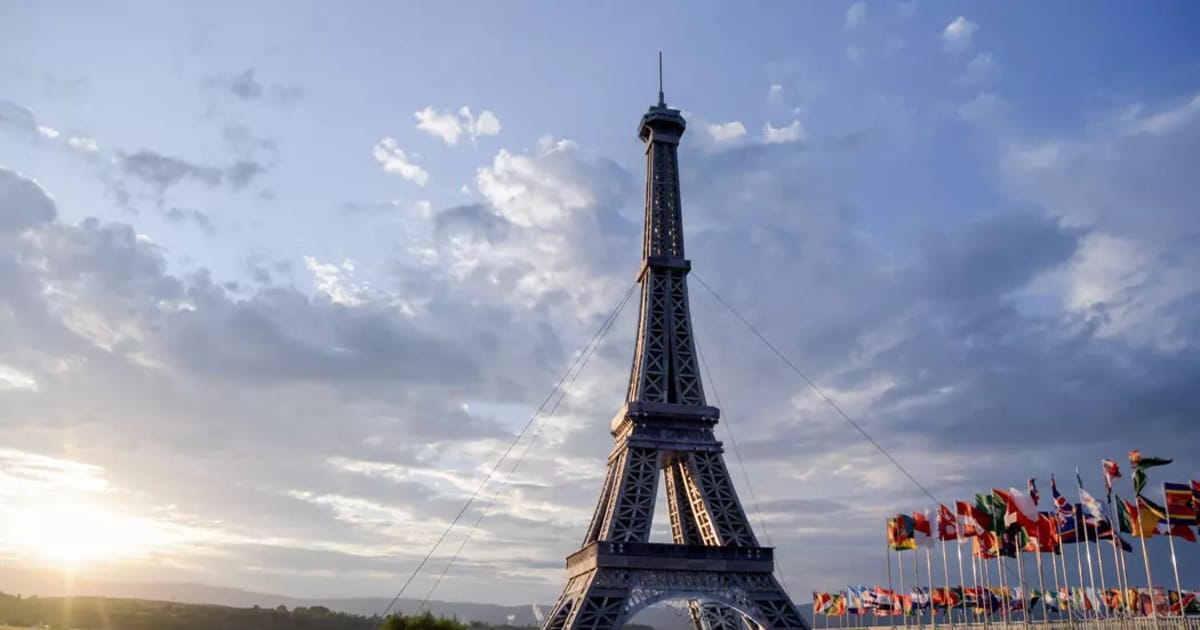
[540, 567, 808, 630]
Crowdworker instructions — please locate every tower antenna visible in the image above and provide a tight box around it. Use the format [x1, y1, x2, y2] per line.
[658, 51, 664, 106]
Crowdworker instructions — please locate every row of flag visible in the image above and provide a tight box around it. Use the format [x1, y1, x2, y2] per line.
[812, 586, 1200, 617]
[886, 454, 1199, 557]
[856, 450, 1200, 621]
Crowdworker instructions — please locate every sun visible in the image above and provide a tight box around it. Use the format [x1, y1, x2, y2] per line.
[5, 499, 164, 568]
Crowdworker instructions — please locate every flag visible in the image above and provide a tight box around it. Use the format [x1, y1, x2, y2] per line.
[1051, 475, 1080, 542]
[889, 515, 918, 550]
[931, 587, 961, 610]
[973, 531, 1000, 559]
[957, 500, 988, 537]
[829, 593, 847, 616]
[1140, 494, 1197, 542]
[1168, 590, 1196, 616]
[1028, 478, 1040, 506]
[1129, 449, 1172, 496]
[1120, 495, 1162, 538]
[936, 504, 958, 541]
[910, 587, 930, 611]
[992, 488, 1038, 532]
[1008, 587, 1025, 613]
[1042, 588, 1059, 613]
[1079, 486, 1110, 526]
[847, 586, 870, 615]
[1033, 512, 1061, 553]
[813, 592, 833, 615]
[865, 587, 900, 615]
[1008, 486, 1040, 529]
[977, 493, 1006, 535]
[1163, 481, 1198, 526]
[1192, 480, 1200, 517]
[913, 510, 933, 547]
[1185, 590, 1200, 615]
[1101, 459, 1121, 503]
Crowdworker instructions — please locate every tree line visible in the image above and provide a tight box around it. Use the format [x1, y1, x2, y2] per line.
[0, 593, 657, 630]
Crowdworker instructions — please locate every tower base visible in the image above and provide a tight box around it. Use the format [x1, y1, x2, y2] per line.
[541, 542, 809, 630]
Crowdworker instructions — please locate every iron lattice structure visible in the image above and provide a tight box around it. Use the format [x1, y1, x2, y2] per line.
[542, 93, 809, 630]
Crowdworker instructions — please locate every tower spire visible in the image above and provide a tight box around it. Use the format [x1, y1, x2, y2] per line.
[658, 51, 665, 106]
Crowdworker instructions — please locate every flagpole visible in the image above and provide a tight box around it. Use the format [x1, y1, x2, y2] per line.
[888, 543, 896, 629]
[1035, 547, 1049, 624]
[939, 533, 952, 629]
[913, 546, 923, 630]
[1133, 499, 1155, 621]
[997, 554, 1009, 627]
[926, 544, 937, 630]
[970, 539, 983, 627]
[1013, 537, 1028, 629]
[1116, 539, 1132, 618]
[900, 549, 909, 630]
[1103, 494, 1127, 619]
[1071, 470, 1098, 626]
[1159, 483, 1184, 617]
[979, 552, 990, 626]
[1090, 526, 1110, 621]
[1050, 548, 1061, 623]
[954, 523, 969, 627]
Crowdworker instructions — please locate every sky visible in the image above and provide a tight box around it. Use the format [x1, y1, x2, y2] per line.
[2, 0, 1200, 611]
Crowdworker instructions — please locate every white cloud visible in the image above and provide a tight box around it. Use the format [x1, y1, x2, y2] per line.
[762, 119, 806, 144]
[67, 136, 100, 153]
[941, 16, 978, 53]
[36, 125, 60, 139]
[1135, 92, 1200, 135]
[470, 108, 502, 137]
[705, 120, 747, 142]
[961, 52, 998, 84]
[0, 364, 38, 391]
[304, 256, 370, 306]
[372, 137, 429, 185]
[845, 1, 867, 29]
[414, 105, 503, 145]
[767, 83, 783, 102]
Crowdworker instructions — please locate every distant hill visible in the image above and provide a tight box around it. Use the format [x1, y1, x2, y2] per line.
[0, 568, 807, 630]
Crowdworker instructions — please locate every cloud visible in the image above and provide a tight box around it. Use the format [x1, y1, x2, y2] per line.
[845, 1, 867, 29]
[164, 207, 214, 235]
[121, 151, 223, 191]
[414, 106, 503, 145]
[226, 160, 267, 191]
[762, 119, 805, 143]
[0, 169, 57, 233]
[960, 52, 999, 85]
[205, 68, 304, 105]
[767, 84, 783, 102]
[67, 136, 99, 153]
[705, 120, 747, 143]
[941, 16, 978, 53]
[373, 138, 430, 185]
[4, 84, 1200, 604]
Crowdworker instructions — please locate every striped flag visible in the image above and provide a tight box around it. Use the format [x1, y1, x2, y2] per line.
[1163, 482, 1197, 525]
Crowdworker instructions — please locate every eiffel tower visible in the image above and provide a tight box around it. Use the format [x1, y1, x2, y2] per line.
[541, 69, 810, 630]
